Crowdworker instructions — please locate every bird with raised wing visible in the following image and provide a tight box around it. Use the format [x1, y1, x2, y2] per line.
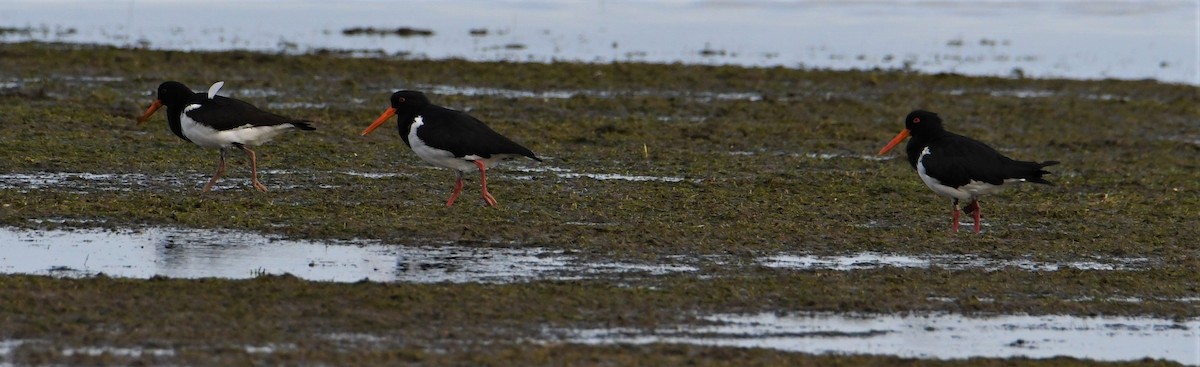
[137, 81, 315, 192]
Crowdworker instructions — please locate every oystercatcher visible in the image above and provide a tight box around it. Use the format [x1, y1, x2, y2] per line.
[136, 81, 315, 192]
[878, 110, 1058, 233]
[360, 90, 541, 207]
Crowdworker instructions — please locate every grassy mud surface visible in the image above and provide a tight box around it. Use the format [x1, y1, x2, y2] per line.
[0, 42, 1198, 365]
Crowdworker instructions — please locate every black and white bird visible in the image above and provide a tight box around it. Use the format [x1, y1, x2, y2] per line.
[360, 90, 540, 207]
[878, 110, 1058, 233]
[137, 81, 315, 192]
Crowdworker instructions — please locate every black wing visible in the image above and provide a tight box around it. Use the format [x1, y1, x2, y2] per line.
[417, 106, 540, 161]
[184, 95, 313, 131]
[922, 133, 1056, 187]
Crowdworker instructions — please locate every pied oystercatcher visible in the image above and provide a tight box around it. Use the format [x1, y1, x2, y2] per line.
[360, 90, 541, 207]
[137, 81, 315, 192]
[878, 110, 1058, 233]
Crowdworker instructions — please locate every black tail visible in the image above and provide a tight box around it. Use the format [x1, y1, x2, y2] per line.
[290, 120, 316, 131]
[1020, 160, 1059, 185]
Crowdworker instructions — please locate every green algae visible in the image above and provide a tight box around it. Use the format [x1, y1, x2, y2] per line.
[0, 41, 1198, 365]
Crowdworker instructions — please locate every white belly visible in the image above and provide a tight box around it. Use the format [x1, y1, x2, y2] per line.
[181, 104, 293, 148]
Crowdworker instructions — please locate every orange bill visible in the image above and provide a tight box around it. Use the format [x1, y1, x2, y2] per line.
[360, 107, 396, 136]
[136, 99, 163, 125]
[878, 128, 910, 155]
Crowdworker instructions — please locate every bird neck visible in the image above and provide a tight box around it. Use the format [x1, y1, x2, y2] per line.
[165, 105, 189, 141]
[397, 111, 422, 148]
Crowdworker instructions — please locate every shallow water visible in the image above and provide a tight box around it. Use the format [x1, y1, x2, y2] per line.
[513, 166, 695, 183]
[0, 167, 692, 193]
[760, 252, 1149, 272]
[0, 172, 154, 192]
[0, 225, 1158, 283]
[420, 84, 765, 102]
[559, 312, 1200, 364]
[5, 312, 1197, 363]
[0, 0, 1194, 84]
[0, 339, 281, 362]
[0, 226, 696, 283]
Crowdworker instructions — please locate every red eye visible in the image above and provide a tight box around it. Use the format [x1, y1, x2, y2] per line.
[397, 97, 406, 103]
[913, 117, 921, 123]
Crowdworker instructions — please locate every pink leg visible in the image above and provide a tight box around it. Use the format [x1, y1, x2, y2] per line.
[971, 200, 982, 234]
[445, 173, 464, 207]
[238, 144, 267, 192]
[951, 200, 960, 233]
[961, 199, 981, 233]
[474, 160, 497, 207]
[202, 148, 228, 192]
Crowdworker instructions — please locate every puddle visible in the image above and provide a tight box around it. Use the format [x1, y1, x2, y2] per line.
[0, 172, 161, 193]
[422, 84, 578, 100]
[1070, 296, 1200, 304]
[943, 88, 1130, 101]
[1160, 134, 1200, 148]
[0, 219, 1154, 285]
[513, 166, 698, 184]
[417, 84, 763, 102]
[761, 252, 1149, 272]
[558, 312, 1200, 364]
[265, 101, 329, 109]
[803, 152, 892, 161]
[0, 168, 693, 193]
[727, 151, 895, 161]
[0, 171, 318, 193]
[946, 88, 1058, 99]
[301, 166, 695, 185]
[62, 346, 176, 358]
[0, 340, 291, 362]
[17, 312, 1193, 363]
[339, 171, 410, 179]
[0, 226, 696, 283]
[552, 172, 689, 183]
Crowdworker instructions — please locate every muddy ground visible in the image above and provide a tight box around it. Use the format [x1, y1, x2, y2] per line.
[0, 42, 1197, 365]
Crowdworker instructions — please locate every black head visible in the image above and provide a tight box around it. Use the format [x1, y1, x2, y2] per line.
[904, 110, 945, 137]
[137, 81, 197, 124]
[154, 81, 198, 108]
[362, 90, 433, 136]
[390, 90, 431, 113]
[879, 109, 946, 155]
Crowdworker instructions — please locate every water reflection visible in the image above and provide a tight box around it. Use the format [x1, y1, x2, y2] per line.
[561, 312, 1200, 364]
[0, 226, 696, 282]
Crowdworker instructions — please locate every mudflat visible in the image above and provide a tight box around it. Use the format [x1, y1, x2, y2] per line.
[0, 42, 1196, 365]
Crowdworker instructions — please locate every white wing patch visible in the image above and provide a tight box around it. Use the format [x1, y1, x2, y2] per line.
[207, 81, 225, 99]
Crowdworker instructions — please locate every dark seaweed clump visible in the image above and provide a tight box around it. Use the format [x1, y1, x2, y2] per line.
[342, 26, 435, 37]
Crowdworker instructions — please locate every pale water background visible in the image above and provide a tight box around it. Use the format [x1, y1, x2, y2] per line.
[0, 0, 1197, 85]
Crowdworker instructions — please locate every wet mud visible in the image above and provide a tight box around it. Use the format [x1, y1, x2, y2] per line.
[0, 41, 1196, 365]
